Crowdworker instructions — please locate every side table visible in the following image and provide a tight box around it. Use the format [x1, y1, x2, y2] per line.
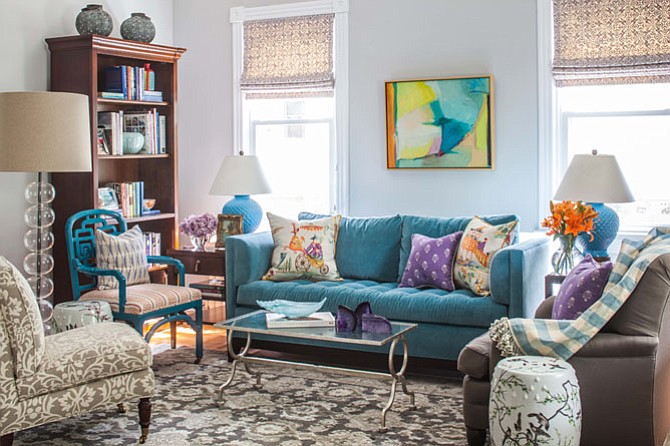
[167, 248, 226, 324]
[544, 273, 566, 298]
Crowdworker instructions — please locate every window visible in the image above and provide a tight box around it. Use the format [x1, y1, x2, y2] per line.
[539, 0, 670, 233]
[558, 84, 670, 232]
[230, 1, 349, 227]
[244, 96, 334, 220]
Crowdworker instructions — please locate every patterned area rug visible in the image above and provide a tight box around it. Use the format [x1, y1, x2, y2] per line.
[15, 348, 469, 445]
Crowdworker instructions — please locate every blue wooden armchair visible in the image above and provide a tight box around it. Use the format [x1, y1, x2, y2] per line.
[65, 209, 203, 363]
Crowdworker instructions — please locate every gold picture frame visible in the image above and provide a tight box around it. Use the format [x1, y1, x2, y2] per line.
[216, 214, 244, 249]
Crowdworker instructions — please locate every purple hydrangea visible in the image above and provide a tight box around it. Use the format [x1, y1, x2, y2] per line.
[179, 213, 217, 237]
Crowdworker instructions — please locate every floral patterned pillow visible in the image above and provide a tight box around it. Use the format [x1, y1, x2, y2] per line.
[263, 213, 342, 282]
[399, 232, 463, 291]
[454, 216, 518, 296]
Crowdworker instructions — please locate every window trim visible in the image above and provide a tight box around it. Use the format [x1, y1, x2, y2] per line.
[230, 0, 350, 214]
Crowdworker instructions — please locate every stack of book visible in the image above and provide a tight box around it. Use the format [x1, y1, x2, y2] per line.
[265, 312, 335, 329]
[98, 110, 166, 155]
[101, 65, 163, 102]
[143, 232, 161, 256]
[106, 181, 157, 218]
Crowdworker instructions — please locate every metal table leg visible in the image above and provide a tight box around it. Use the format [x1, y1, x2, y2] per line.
[380, 335, 415, 430]
[218, 330, 262, 400]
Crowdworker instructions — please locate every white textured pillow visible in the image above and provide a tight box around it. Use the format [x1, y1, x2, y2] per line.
[95, 225, 150, 290]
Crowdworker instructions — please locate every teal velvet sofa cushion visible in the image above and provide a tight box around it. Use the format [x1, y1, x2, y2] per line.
[298, 213, 401, 283]
[238, 279, 507, 328]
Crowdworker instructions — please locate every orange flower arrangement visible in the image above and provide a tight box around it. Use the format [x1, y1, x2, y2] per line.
[542, 200, 598, 274]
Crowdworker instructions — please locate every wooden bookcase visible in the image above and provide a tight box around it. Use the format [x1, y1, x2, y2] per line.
[46, 35, 186, 303]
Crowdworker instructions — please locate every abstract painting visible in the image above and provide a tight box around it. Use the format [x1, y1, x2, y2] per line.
[386, 75, 494, 169]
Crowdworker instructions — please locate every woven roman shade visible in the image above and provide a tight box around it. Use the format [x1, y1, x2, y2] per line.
[553, 0, 670, 86]
[241, 13, 335, 96]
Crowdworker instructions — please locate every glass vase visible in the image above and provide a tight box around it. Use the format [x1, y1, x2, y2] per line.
[551, 237, 582, 275]
[190, 235, 209, 251]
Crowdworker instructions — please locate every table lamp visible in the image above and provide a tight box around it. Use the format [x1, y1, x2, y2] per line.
[0, 91, 92, 333]
[553, 150, 634, 260]
[209, 151, 271, 233]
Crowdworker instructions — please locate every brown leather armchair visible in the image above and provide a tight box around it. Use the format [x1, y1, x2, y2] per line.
[457, 253, 670, 446]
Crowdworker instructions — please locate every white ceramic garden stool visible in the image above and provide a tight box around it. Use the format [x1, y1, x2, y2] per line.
[489, 356, 581, 446]
[53, 300, 114, 333]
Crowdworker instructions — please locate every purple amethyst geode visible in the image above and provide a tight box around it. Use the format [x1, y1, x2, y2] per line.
[361, 314, 392, 334]
[336, 305, 357, 332]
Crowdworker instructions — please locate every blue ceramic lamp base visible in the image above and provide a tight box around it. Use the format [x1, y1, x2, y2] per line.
[222, 195, 262, 233]
[577, 202, 619, 260]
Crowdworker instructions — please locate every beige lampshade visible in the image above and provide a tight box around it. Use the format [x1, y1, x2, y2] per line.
[209, 153, 271, 196]
[0, 91, 92, 172]
[554, 152, 634, 203]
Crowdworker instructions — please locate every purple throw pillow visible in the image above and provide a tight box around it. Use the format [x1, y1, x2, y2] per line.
[552, 255, 613, 320]
[399, 231, 463, 291]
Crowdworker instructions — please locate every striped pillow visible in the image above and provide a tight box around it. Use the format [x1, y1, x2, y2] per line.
[95, 225, 150, 290]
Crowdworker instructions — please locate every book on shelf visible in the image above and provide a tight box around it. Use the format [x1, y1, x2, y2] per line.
[265, 312, 335, 329]
[143, 231, 161, 256]
[105, 181, 145, 218]
[123, 109, 164, 154]
[98, 111, 124, 155]
[103, 64, 162, 101]
[100, 91, 126, 100]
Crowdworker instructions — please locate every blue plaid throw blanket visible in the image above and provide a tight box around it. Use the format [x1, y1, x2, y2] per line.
[490, 227, 670, 360]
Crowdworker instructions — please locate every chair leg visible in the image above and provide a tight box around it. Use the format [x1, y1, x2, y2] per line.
[0, 433, 14, 446]
[466, 426, 487, 446]
[138, 398, 151, 444]
[170, 321, 177, 349]
[194, 303, 203, 364]
[117, 403, 126, 414]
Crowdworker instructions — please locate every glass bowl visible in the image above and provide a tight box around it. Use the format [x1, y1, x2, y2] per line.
[257, 298, 326, 318]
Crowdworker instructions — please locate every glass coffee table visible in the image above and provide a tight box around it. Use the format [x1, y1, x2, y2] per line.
[214, 310, 417, 430]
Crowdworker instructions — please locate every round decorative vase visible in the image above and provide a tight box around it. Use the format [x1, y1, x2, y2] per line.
[551, 238, 583, 276]
[489, 356, 581, 446]
[122, 132, 145, 154]
[120, 13, 156, 43]
[190, 235, 209, 251]
[75, 4, 113, 37]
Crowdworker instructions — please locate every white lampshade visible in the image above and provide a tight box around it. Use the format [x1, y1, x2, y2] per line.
[0, 91, 92, 172]
[554, 152, 634, 203]
[209, 153, 271, 196]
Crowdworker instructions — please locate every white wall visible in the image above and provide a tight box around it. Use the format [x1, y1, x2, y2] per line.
[348, 0, 539, 230]
[174, 0, 540, 234]
[0, 0, 173, 268]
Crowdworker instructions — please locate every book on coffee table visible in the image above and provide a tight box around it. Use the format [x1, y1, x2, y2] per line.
[265, 311, 335, 329]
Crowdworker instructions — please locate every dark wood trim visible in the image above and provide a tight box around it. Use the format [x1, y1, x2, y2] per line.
[45, 35, 185, 62]
[138, 398, 151, 444]
[0, 432, 14, 446]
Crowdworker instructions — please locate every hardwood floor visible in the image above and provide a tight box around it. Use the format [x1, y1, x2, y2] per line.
[149, 323, 228, 352]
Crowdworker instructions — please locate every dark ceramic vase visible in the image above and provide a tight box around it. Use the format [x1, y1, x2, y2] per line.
[75, 4, 113, 36]
[120, 13, 156, 43]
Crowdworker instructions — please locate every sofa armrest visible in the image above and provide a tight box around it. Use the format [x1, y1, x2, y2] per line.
[574, 332, 658, 358]
[489, 237, 551, 318]
[225, 232, 274, 318]
[535, 296, 556, 319]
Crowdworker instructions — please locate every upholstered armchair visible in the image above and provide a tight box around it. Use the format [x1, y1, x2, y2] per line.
[457, 253, 670, 446]
[0, 256, 154, 445]
[66, 209, 203, 363]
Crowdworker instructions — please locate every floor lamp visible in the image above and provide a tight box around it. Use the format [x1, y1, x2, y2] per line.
[0, 92, 92, 333]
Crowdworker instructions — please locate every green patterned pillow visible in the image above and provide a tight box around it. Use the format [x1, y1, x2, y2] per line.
[454, 216, 518, 296]
[263, 213, 342, 282]
[95, 225, 150, 290]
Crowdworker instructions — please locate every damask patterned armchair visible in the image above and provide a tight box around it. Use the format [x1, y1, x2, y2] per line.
[0, 256, 155, 445]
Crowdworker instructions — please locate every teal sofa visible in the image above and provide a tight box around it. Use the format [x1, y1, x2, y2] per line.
[225, 214, 550, 361]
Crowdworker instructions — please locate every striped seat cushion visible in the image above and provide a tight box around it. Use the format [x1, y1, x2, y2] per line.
[81, 284, 201, 315]
[95, 226, 151, 290]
